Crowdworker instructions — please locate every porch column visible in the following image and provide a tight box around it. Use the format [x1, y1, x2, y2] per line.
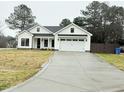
[32, 37, 36, 49]
[41, 38, 44, 49]
[40, 38, 42, 49]
[55, 34, 59, 50]
[48, 38, 50, 49]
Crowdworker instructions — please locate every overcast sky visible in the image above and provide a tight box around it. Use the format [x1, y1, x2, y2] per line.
[0, 1, 124, 37]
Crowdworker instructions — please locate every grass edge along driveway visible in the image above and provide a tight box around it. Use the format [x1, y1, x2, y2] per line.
[0, 50, 53, 91]
[96, 53, 124, 71]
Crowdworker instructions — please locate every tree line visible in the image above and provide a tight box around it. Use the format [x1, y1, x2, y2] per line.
[59, 1, 124, 44]
[5, 1, 124, 45]
[0, 33, 16, 48]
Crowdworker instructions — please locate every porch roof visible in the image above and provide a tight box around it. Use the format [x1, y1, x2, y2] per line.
[33, 34, 54, 36]
[58, 34, 87, 36]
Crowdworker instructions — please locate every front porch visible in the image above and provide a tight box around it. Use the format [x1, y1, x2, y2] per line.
[32, 37, 54, 49]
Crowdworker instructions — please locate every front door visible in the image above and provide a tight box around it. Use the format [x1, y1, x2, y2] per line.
[37, 38, 40, 48]
[51, 39, 54, 47]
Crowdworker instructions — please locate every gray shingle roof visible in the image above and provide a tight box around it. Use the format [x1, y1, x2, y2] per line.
[44, 26, 63, 33]
[25, 23, 87, 33]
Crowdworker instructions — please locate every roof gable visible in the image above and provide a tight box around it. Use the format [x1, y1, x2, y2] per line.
[54, 23, 92, 36]
[17, 30, 33, 37]
[27, 23, 53, 34]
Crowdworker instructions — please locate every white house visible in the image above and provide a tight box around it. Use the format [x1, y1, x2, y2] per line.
[17, 23, 92, 52]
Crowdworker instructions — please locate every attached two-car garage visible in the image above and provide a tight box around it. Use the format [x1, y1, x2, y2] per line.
[54, 23, 92, 52]
[59, 38, 86, 52]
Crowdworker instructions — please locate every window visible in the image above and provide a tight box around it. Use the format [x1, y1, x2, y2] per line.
[21, 38, 25, 46]
[85, 39, 87, 41]
[37, 28, 40, 32]
[21, 38, 29, 46]
[73, 39, 77, 41]
[61, 39, 65, 41]
[26, 39, 29, 46]
[70, 28, 74, 33]
[67, 39, 71, 41]
[79, 39, 84, 41]
[44, 39, 48, 47]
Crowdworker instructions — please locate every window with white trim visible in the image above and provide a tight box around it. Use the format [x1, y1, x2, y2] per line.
[79, 39, 84, 41]
[21, 38, 29, 46]
[73, 39, 77, 41]
[61, 39, 65, 41]
[37, 28, 40, 32]
[67, 39, 71, 41]
[70, 28, 74, 33]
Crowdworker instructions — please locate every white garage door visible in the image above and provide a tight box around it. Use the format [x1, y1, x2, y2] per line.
[59, 39, 85, 52]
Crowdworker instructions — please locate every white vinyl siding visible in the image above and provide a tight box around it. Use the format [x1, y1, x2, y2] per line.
[17, 23, 92, 51]
[17, 32, 33, 48]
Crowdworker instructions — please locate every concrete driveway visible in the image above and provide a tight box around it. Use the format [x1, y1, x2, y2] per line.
[4, 51, 124, 92]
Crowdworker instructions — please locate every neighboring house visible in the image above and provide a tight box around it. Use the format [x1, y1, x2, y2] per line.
[17, 23, 92, 52]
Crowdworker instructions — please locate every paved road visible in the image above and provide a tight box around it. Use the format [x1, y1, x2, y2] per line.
[4, 52, 124, 92]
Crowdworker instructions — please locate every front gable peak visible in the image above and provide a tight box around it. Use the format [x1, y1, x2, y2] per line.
[28, 23, 53, 34]
[54, 23, 92, 36]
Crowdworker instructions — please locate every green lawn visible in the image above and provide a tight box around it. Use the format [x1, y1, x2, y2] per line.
[96, 53, 124, 71]
[0, 50, 53, 91]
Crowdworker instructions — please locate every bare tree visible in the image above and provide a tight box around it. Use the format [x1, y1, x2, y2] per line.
[5, 4, 36, 31]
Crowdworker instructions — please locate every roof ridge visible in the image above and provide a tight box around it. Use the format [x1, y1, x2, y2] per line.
[43, 26, 61, 27]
